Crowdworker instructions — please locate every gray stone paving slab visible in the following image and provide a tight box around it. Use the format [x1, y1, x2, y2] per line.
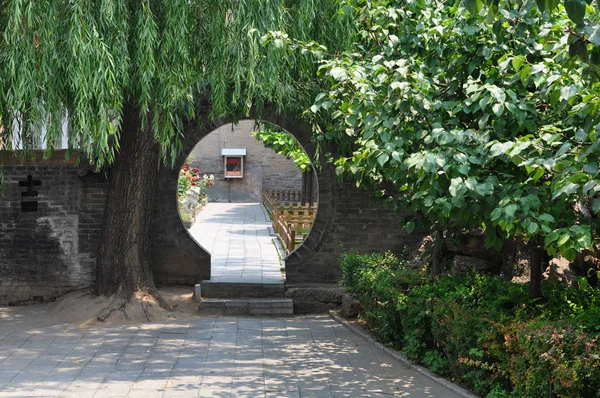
[0, 314, 464, 397]
[188, 203, 284, 284]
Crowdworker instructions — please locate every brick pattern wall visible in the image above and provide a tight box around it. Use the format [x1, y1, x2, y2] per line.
[188, 120, 303, 202]
[0, 152, 107, 304]
[0, 114, 422, 299]
[284, 169, 418, 284]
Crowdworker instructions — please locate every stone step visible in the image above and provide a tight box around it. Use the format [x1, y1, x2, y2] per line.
[199, 298, 294, 316]
[200, 281, 285, 298]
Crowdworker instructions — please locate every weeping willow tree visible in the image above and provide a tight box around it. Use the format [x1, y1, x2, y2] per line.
[0, 0, 354, 307]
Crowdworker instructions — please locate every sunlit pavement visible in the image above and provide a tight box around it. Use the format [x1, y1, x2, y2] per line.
[0, 314, 462, 397]
[188, 203, 283, 285]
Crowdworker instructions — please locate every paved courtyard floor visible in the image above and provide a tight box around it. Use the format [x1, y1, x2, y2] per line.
[188, 203, 283, 285]
[0, 313, 462, 397]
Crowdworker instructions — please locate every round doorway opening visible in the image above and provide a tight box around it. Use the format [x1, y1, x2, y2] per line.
[176, 119, 319, 285]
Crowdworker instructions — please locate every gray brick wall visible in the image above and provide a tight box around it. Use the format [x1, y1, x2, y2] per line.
[188, 120, 303, 202]
[0, 151, 107, 305]
[151, 113, 420, 286]
[0, 114, 422, 299]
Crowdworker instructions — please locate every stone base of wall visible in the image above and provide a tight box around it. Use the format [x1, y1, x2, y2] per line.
[285, 284, 345, 314]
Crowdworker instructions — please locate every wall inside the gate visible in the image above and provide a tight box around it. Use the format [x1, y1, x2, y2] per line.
[0, 151, 106, 305]
[187, 120, 303, 203]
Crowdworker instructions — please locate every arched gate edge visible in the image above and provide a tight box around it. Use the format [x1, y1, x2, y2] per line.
[149, 110, 341, 285]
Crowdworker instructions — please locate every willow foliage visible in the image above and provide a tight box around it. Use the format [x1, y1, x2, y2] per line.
[0, 0, 354, 167]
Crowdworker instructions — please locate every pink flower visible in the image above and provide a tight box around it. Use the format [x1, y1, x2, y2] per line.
[192, 167, 199, 173]
[191, 182, 196, 186]
[183, 166, 189, 172]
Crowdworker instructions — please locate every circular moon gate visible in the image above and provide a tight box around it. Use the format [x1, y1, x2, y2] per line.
[149, 111, 413, 286]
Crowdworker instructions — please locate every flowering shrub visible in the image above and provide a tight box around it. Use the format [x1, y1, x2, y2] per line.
[340, 251, 600, 397]
[177, 163, 214, 202]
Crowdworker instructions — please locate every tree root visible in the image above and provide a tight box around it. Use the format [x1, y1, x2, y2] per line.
[145, 286, 173, 311]
[140, 292, 152, 322]
[96, 285, 174, 324]
[97, 287, 131, 322]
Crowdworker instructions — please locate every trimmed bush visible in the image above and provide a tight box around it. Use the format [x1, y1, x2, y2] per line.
[340, 251, 600, 397]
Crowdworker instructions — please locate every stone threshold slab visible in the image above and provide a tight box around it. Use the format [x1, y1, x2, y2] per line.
[200, 281, 285, 298]
[199, 298, 293, 316]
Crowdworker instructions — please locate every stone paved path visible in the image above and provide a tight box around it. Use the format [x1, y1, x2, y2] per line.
[0, 314, 462, 397]
[188, 203, 283, 285]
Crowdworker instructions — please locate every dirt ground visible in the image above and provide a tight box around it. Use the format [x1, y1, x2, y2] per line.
[0, 286, 199, 331]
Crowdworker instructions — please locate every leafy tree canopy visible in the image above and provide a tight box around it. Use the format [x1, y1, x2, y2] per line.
[253, 126, 313, 172]
[302, 0, 600, 261]
[0, 0, 353, 167]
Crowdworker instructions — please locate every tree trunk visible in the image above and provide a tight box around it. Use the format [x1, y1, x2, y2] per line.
[431, 229, 443, 277]
[95, 103, 161, 300]
[529, 244, 544, 299]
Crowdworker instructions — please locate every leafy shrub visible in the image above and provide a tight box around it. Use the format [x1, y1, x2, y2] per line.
[178, 163, 214, 202]
[340, 251, 600, 397]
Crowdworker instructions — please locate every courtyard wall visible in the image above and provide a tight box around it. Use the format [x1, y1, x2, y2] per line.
[188, 120, 303, 202]
[0, 151, 106, 304]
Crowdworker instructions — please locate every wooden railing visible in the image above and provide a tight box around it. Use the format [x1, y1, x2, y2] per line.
[275, 216, 296, 254]
[261, 189, 302, 215]
[262, 189, 318, 253]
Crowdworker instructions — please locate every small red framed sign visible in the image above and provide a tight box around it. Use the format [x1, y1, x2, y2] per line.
[222, 148, 246, 179]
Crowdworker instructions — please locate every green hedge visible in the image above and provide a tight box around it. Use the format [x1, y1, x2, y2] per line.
[340, 251, 600, 398]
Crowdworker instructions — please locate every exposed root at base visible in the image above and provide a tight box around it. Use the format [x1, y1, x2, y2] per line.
[140, 292, 151, 322]
[95, 288, 175, 324]
[97, 291, 131, 322]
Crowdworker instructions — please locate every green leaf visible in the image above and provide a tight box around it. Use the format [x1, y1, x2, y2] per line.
[583, 162, 598, 174]
[574, 129, 588, 142]
[489, 142, 512, 157]
[519, 65, 532, 84]
[377, 154, 389, 167]
[552, 182, 579, 199]
[405, 221, 416, 234]
[569, 39, 589, 62]
[546, 231, 560, 245]
[565, 0, 586, 24]
[557, 233, 571, 246]
[560, 85, 578, 102]
[593, 197, 600, 214]
[584, 23, 600, 46]
[538, 214, 555, 223]
[563, 248, 578, 262]
[536, 0, 559, 11]
[330, 66, 347, 80]
[582, 180, 597, 195]
[464, 0, 483, 14]
[490, 208, 502, 221]
[570, 173, 587, 183]
[492, 103, 504, 116]
[536, 0, 547, 12]
[505, 204, 518, 218]
[556, 142, 572, 157]
[527, 222, 539, 235]
[512, 55, 526, 72]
